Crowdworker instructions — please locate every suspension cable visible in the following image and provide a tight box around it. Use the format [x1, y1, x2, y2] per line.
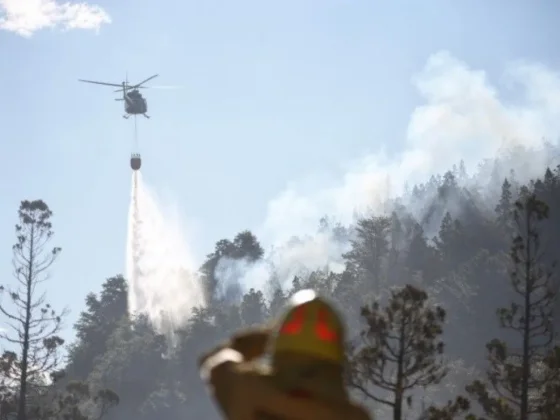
[134, 116, 139, 150]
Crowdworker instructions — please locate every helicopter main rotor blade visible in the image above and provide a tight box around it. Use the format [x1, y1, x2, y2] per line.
[131, 74, 159, 89]
[149, 85, 184, 90]
[114, 86, 148, 92]
[79, 79, 123, 88]
[114, 85, 182, 92]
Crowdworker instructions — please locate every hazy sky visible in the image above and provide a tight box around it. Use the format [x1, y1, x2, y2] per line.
[1, 0, 560, 341]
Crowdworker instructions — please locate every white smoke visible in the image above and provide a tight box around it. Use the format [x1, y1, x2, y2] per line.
[215, 231, 349, 300]
[216, 51, 560, 296]
[126, 171, 205, 334]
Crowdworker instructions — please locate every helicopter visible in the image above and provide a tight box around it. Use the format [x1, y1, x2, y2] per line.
[78, 74, 159, 119]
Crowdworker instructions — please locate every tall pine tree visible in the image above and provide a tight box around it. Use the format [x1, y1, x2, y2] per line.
[468, 193, 560, 419]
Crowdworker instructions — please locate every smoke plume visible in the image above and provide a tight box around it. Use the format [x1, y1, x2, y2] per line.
[216, 51, 560, 297]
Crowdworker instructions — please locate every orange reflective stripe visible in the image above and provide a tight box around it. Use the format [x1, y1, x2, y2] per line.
[315, 308, 337, 342]
[280, 306, 306, 335]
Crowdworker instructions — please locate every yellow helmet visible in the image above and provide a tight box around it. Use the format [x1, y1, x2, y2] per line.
[270, 289, 345, 365]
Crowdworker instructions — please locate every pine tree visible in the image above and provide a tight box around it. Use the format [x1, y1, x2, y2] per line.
[347, 285, 447, 420]
[495, 178, 512, 229]
[343, 216, 391, 293]
[240, 288, 267, 326]
[0, 200, 68, 420]
[467, 193, 560, 419]
[267, 287, 286, 319]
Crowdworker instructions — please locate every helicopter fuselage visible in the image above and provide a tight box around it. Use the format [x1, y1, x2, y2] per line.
[123, 90, 148, 115]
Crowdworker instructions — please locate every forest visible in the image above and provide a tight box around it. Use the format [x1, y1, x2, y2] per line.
[1, 144, 560, 420]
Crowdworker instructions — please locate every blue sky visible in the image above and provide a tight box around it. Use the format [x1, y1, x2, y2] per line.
[1, 0, 560, 342]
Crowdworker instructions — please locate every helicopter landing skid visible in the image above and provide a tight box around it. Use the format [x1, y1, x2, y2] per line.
[122, 114, 149, 119]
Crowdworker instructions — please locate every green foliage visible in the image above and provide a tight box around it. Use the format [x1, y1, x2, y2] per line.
[31, 381, 119, 420]
[0, 201, 119, 420]
[0, 200, 69, 420]
[7, 157, 560, 420]
[66, 162, 560, 420]
[67, 276, 128, 380]
[239, 288, 267, 326]
[343, 215, 392, 292]
[87, 316, 166, 417]
[267, 287, 286, 319]
[347, 285, 447, 419]
[495, 179, 513, 230]
[200, 230, 264, 303]
[465, 193, 560, 419]
[420, 396, 472, 420]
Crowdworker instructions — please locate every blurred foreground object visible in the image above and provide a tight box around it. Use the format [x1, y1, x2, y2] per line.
[198, 289, 371, 420]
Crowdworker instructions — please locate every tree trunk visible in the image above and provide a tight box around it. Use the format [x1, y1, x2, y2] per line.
[394, 320, 405, 420]
[520, 209, 531, 420]
[17, 225, 33, 420]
